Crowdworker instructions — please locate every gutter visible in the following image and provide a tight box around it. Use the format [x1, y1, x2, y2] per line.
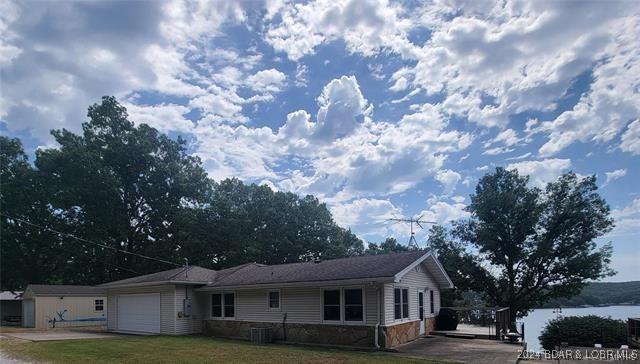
[196, 277, 395, 291]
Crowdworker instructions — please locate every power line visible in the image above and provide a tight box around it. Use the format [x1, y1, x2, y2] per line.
[1, 213, 181, 267]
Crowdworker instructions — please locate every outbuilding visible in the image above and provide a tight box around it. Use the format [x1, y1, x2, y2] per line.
[0, 291, 23, 326]
[21, 285, 107, 329]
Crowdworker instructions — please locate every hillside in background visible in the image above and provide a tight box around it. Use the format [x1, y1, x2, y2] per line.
[540, 281, 640, 308]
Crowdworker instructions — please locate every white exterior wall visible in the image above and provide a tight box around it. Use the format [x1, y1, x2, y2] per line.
[383, 262, 441, 326]
[106, 285, 175, 335]
[203, 285, 382, 326]
[175, 285, 203, 334]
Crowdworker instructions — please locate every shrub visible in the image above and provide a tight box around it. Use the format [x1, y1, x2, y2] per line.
[539, 315, 627, 350]
[436, 308, 459, 330]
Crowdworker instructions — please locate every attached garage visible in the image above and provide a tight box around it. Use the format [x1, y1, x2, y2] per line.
[116, 293, 160, 333]
[101, 266, 215, 335]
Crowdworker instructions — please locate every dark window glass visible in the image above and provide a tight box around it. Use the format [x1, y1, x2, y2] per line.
[402, 289, 409, 318]
[418, 292, 424, 320]
[394, 288, 401, 319]
[344, 289, 363, 321]
[95, 299, 104, 311]
[212, 294, 222, 317]
[224, 293, 234, 317]
[323, 290, 340, 321]
[269, 291, 280, 309]
[430, 290, 434, 314]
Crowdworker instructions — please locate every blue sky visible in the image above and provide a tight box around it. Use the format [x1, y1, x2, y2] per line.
[1, 0, 638, 281]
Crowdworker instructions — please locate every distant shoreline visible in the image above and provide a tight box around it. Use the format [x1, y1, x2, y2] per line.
[534, 303, 640, 309]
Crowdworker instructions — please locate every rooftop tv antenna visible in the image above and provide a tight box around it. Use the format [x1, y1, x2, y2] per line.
[387, 215, 437, 249]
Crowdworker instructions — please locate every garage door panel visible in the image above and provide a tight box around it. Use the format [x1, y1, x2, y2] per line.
[117, 293, 160, 333]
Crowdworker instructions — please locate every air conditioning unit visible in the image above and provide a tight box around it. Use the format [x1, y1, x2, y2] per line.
[250, 327, 273, 344]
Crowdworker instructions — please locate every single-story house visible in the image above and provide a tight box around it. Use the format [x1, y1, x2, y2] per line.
[0, 291, 22, 326]
[22, 285, 107, 329]
[101, 250, 452, 348]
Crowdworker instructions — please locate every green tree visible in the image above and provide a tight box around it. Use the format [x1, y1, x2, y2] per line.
[33, 96, 212, 282]
[430, 168, 614, 322]
[365, 237, 410, 255]
[0, 137, 71, 289]
[178, 178, 364, 268]
[2, 97, 366, 287]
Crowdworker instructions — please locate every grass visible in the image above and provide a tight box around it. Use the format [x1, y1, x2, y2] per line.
[1, 335, 448, 363]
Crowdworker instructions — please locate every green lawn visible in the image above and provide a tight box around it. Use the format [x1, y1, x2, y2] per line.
[1, 335, 446, 363]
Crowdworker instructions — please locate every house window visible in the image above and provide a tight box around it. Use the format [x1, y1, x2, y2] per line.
[394, 288, 409, 320]
[323, 289, 341, 321]
[95, 299, 104, 311]
[211, 294, 222, 318]
[430, 290, 434, 314]
[344, 288, 363, 322]
[268, 291, 280, 310]
[224, 293, 235, 318]
[402, 289, 409, 318]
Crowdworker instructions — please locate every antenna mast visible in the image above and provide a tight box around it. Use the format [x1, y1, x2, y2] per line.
[387, 215, 437, 249]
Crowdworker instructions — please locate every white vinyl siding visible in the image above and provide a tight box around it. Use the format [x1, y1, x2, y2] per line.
[175, 285, 203, 335]
[205, 285, 381, 326]
[383, 262, 441, 326]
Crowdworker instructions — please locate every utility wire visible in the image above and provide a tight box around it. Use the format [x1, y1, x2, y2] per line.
[1, 212, 181, 267]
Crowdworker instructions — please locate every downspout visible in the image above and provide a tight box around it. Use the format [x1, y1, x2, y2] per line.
[374, 283, 381, 349]
[379, 285, 388, 348]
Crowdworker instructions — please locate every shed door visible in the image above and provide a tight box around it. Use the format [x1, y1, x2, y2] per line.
[117, 293, 160, 333]
[22, 299, 34, 328]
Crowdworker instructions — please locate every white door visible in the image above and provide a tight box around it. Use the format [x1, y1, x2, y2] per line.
[117, 293, 161, 334]
[22, 299, 35, 328]
[418, 291, 425, 335]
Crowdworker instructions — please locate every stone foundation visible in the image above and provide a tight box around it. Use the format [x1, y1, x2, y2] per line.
[425, 317, 436, 334]
[203, 320, 376, 348]
[382, 320, 420, 348]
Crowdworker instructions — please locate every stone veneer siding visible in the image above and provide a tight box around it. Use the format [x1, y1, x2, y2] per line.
[424, 317, 436, 334]
[382, 320, 420, 348]
[203, 320, 376, 348]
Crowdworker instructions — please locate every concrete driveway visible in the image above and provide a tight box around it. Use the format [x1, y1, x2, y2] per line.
[1, 330, 118, 342]
[393, 335, 523, 364]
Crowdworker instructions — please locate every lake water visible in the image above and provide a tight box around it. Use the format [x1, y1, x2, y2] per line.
[518, 305, 640, 351]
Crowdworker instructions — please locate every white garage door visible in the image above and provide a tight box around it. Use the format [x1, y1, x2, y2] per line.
[117, 293, 161, 334]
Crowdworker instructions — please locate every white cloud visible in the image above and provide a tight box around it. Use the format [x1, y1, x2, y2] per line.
[435, 169, 461, 195]
[123, 102, 193, 133]
[620, 119, 640, 155]
[419, 201, 469, 225]
[604, 169, 627, 185]
[507, 158, 572, 187]
[609, 198, 640, 236]
[246, 68, 287, 95]
[264, 0, 417, 61]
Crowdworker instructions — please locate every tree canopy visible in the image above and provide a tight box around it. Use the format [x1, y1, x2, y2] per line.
[429, 167, 614, 322]
[0, 96, 363, 289]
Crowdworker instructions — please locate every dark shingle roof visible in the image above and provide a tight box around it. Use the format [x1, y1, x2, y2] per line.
[100, 266, 217, 287]
[207, 250, 428, 287]
[27, 285, 106, 296]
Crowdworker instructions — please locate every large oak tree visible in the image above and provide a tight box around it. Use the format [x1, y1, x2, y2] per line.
[429, 167, 614, 323]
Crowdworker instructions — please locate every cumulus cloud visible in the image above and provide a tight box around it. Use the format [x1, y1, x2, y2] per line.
[609, 198, 640, 236]
[604, 169, 627, 186]
[507, 158, 572, 187]
[620, 119, 640, 155]
[435, 169, 461, 195]
[264, 0, 417, 61]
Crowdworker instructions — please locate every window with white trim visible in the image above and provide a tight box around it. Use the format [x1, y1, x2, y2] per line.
[94, 299, 104, 311]
[211, 293, 235, 318]
[344, 288, 363, 321]
[394, 288, 409, 320]
[323, 289, 341, 321]
[268, 290, 280, 310]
